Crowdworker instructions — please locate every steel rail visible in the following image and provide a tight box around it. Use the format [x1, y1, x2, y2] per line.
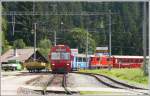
[42, 74, 56, 95]
[91, 73, 149, 95]
[73, 72, 148, 95]
[62, 74, 72, 95]
[74, 72, 148, 90]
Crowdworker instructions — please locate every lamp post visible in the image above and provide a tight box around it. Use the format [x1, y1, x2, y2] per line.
[61, 21, 64, 33]
[60, 21, 63, 44]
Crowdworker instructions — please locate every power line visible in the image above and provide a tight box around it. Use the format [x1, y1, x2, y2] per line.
[2, 11, 118, 16]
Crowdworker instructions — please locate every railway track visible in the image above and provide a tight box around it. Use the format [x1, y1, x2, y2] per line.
[42, 74, 72, 95]
[17, 72, 148, 95]
[62, 74, 72, 95]
[74, 72, 148, 95]
[17, 73, 73, 95]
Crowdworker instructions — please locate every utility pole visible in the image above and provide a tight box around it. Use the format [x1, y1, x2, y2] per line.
[86, 28, 88, 69]
[34, 23, 37, 61]
[148, 1, 150, 95]
[143, 2, 147, 75]
[0, 1, 2, 71]
[12, 14, 15, 36]
[33, 1, 36, 61]
[52, 4, 57, 46]
[54, 30, 56, 46]
[108, 10, 112, 70]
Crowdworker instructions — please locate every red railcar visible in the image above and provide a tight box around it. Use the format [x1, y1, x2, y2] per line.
[111, 56, 143, 68]
[49, 45, 71, 73]
[89, 55, 113, 68]
[89, 55, 143, 68]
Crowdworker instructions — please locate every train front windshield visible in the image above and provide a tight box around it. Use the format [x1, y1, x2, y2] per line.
[51, 52, 70, 60]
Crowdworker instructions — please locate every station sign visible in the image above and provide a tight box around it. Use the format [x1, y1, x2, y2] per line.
[71, 49, 78, 56]
[95, 47, 109, 56]
[96, 47, 108, 50]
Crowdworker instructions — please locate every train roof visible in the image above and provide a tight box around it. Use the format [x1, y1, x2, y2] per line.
[76, 54, 86, 57]
[112, 55, 144, 59]
[146, 56, 150, 59]
[74, 54, 92, 58]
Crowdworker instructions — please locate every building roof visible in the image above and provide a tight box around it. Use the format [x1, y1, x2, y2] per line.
[1, 48, 38, 63]
[112, 55, 144, 59]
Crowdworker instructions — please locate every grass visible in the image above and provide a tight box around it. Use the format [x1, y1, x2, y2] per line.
[79, 68, 148, 85]
[80, 91, 124, 95]
[80, 91, 112, 95]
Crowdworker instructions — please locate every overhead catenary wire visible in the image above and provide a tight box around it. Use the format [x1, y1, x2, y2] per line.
[2, 11, 118, 16]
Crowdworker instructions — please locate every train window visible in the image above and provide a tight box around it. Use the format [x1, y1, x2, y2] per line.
[78, 57, 82, 62]
[132, 59, 135, 63]
[107, 58, 111, 61]
[118, 59, 121, 63]
[128, 59, 131, 63]
[140, 59, 143, 62]
[97, 58, 100, 61]
[51, 52, 60, 60]
[83, 58, 86, 62]
[61, 52, 70, 60]
[125, 59, 127, 62]
[135, 59, 139, 62]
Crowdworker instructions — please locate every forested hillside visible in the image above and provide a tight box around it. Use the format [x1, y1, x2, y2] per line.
[2, 2, 147, 55]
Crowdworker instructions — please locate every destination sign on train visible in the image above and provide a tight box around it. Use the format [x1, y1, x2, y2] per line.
[56, 49, 66, 52]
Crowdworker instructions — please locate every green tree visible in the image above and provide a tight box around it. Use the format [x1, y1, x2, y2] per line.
[3, 2, 145, 56]
[2, 6, 10, 54]
[38, 39, 52, 58]
[13, 39, 26, 49]
[68, 28, 96, 53]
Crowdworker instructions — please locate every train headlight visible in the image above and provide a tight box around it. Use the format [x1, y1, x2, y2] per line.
[52, 64, 55, 66]
[67, 64, 70, 66]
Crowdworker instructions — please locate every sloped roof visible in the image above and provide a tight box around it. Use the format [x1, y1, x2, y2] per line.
[1, 48, 38, 63]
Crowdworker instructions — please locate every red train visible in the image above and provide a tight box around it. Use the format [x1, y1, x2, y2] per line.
[49, 45, 72, 73]
[89, 55, 113, 68]
[89, 55, 143, 68]
[112, 56, 143, 68]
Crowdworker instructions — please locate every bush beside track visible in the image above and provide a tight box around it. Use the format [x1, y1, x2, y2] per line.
[79, 68, 148, 86]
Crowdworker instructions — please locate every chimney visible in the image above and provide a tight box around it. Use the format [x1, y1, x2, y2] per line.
[14, 48, 18, 57]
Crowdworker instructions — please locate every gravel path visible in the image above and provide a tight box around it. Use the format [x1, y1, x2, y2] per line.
[67, 73, 108, 88]
[28, 75, 53, 87]
[49, 74, 64, 87]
